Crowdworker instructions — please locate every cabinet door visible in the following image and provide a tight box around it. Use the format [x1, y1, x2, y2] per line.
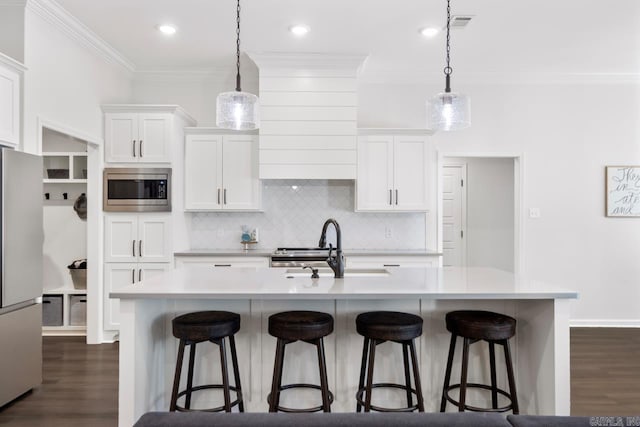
[222, 135, 261, 210]
[138, 263, 171, 283]
[356, 136, 394, 211]
[104, 215, 137, 263]
[104, 263, 138, 330]
[138, 216, 171, 263]
[393, 136, 429, 211]
[138, 114, 171, 163]
[184, 135, 223, 210]
[0, 64, 20, 147]
[105, 113, 138, 163]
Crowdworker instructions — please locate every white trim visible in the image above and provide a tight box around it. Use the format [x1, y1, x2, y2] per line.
[37, 116, 102, 150]
[0, 52, 26, 72]
[25, 0, 136, 72]
[570, 320, 640, 328]
[437, 152, 525, 274]
[358, 128, 435, 136]
[101, 104, 197, 126]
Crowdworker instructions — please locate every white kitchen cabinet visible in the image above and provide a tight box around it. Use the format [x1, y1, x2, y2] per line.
[104, 113, 171, 163]
[175, 256, 269, 269]
[103, 263, 170, 330]
[0, 54, 23, 148]
[184, 133, 261, 211]
[356, 135, 429, 211]
[346, 255, 441, 269]
[104, 215, 171, 263]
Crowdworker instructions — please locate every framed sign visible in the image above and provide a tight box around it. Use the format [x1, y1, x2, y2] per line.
[606, 166, 640, 217]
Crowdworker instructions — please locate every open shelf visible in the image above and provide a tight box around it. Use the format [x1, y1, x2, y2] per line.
[42, 152, 88, 182]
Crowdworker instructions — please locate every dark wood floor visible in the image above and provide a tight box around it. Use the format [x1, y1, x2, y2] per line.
[0, 328, 637, 425]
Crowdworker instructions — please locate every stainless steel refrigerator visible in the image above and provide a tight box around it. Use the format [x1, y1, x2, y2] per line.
[0, 148, 43, 407]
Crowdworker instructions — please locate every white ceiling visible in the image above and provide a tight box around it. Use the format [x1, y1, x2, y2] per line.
[55, 0, 640, 82]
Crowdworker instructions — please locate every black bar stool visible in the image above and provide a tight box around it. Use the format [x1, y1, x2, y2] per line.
[355, 311, 425, 412]
[170, 311, 244, 413]
[267, 310, 334, 413]
[440, 310, 519, 414]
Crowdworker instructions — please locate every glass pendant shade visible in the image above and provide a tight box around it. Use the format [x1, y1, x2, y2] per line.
[426, 91, 470, 131]
[216, 91, 260, 131]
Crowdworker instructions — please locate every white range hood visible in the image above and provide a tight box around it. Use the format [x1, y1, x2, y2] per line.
[248, 53, 367, 180]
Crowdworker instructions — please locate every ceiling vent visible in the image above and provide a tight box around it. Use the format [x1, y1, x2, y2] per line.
[450, 15, 473, 28]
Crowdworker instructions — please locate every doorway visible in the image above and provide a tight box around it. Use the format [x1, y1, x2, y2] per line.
[439, 154, 523, 273]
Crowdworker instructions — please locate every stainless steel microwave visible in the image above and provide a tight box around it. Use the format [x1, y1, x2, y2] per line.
[103, 168, 171, 212]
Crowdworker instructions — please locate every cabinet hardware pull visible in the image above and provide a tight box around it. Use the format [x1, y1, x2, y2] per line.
[214, 264, 232, 267]
[139, 240, 143, 257]
[138, 269, 142, 282]
[139, 140, 143, 157]
[395, 189, 399, 205]
[132, 140, 136, 157]
[389, 189, 393, 205]
[132, 240, 136, 257]
[218, 188, 221, 205]
[384, 264, 401, 267]
[224, 189, 227, 205]
[132, 268, 135, 284]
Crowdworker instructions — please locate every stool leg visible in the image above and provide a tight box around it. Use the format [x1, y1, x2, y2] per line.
[408, 339, 425, 412]
[402, 342, 413, 409]
[185, 343, 197, 410]
[489, 341, 498, 409]
[459, 337, 470, 412]
[170, 339, 186, 411]
[269, 338, 286, 412]
[503, 340, 519, 414]
[316, 338, 331, 412]
[364, 339, 378, 412]
[229, 335, 244, 412]
[440, 333, 457, 412]
[218, 338, 232, 412]
[356, 337, 370, 413]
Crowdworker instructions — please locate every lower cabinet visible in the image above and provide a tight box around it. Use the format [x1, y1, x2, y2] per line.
[346, 255, 441, 269]
[104, 263, 170, 331]
[174, 256, 269, 269]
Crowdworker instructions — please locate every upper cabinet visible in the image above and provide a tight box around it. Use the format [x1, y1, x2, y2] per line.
[184, 130, 261, 211]
[102, 105, 197, 164]
[0, 54, 24, 148]
[357, 134, 430, 212]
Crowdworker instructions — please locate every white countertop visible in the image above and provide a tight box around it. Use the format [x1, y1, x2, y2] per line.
[174, 249, 443, 257]
[111, 266, 578, 300]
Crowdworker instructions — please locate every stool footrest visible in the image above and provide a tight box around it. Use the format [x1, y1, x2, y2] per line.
[174, 384, 243, 412]
[356, 382, 422, 413]
[267, 383, 334, 413]
[444, 383, 514, 413]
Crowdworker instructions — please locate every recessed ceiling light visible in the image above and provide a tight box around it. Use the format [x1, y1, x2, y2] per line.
[289, 24, 310, 36]
[420, 27, 439, 38]
[157, 24, 177, 36]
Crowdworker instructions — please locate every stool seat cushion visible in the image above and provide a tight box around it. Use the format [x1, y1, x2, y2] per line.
[356, 311, 423, 341]
[268, 311, 334, 341]
[445, 310, 516, 341]
[172, 311, 241, 342]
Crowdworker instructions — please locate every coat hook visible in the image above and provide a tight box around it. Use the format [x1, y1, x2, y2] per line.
[45, 193, 50, 200]
[63, 192, 68, 200]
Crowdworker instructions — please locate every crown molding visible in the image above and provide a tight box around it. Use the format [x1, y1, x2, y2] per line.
[25, 0, 136, 72]
[101, 104, 197, 126]
[0, 51, 26, 72]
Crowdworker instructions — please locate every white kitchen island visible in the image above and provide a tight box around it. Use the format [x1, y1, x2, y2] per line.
[112, 266, 577, 427]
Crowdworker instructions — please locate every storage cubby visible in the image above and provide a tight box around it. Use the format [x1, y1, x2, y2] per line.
[42, 290, 87, 334]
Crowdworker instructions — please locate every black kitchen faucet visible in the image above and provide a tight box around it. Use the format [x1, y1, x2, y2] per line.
[318, 218, 345, 278]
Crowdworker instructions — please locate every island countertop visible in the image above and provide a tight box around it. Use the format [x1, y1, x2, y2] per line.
[111, 266, 578, 300]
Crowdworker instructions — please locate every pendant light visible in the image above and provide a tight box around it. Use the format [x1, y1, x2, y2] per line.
[216, 0, 260, 130]
[426, 0, 470, 131]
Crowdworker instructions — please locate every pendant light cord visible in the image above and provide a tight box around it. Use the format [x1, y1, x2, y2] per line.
[444, 0, 452, 93]
[235, 0, 242, 91]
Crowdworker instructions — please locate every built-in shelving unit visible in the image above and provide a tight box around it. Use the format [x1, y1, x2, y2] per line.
[42, 151, 88, 183]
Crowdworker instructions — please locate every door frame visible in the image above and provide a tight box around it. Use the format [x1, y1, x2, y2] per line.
[437, 151, 525, 275]
[37, 117, 104, 344]
[441, 163, 468, 267]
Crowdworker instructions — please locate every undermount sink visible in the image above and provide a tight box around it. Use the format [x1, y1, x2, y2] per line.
[284, 268, 391, 278]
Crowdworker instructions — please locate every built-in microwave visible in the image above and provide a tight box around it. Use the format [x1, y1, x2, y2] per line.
[103, 168, 171, 212]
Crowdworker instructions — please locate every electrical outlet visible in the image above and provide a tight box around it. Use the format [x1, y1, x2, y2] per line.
[529, 208, 541, 219]
[385, 226, 392, 238]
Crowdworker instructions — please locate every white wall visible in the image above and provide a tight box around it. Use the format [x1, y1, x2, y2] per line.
[359, 81, 640, 325]
[23, 7, 133, 154]
[0, 4, 25, 62]
[447, 157, 514, 272]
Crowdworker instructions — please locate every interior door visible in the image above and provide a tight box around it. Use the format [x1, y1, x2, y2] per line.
[184, 135, 223, 210]
[442, 165, 466, 266]
[138, 114, 170, 163]
[105, 113, 138, 163]
[356, 135, 394, 210]
[393, 136, 429, 211]
[222, 135, 261, 210]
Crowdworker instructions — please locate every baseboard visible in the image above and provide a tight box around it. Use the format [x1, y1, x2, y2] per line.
[570, 319, 640, 328]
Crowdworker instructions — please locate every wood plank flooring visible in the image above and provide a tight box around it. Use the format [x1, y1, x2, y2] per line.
[0, 328, 637, 426]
